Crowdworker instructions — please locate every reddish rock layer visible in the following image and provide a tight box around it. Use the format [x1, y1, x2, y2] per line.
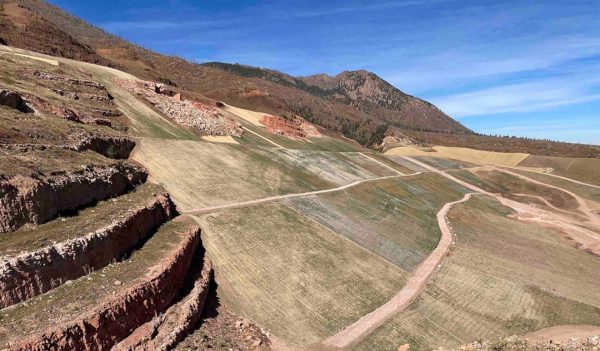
[0, 163, 147, 233]
[259, 115, 320, 140]
[9, 226, 201, 351]
[0, 192, 175, 308]
[114, 254, 213, 351]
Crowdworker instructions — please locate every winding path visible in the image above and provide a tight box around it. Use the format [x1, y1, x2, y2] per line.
[322, 156, 600, 349]
[182, 172, 421, 214]
[323, 192, 475, 348]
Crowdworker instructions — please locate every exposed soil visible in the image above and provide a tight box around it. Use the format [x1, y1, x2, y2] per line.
[175, 285, 272, 351]
[259, 114, 321, 140]
[322, 193, 475, 349]
[1, 221, 201, 351]
[0, 186, 174, 308]
[0, 161, 147, 233]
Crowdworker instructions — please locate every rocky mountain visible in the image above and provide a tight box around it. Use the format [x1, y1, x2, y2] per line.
[0, 0, 471, 146]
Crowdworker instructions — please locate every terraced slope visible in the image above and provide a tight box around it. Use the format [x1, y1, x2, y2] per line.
[190, 173, 471, 347]
[352, 196, 600, 351]
[0, 219, 200, 350]
[0, 183, 173, 308]
[386, 146, 530, 167]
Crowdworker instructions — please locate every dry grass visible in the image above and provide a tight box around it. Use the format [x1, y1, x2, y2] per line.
[386, 146, 530, 167]
[192, 202, 408, 347]
[284, 173, 469, 271]
[508, 169, 600, 211]
[450, 169, 583, 214]
[352, 196, 600, 351]
[132, 139, 401, 211]
[519, 155, 600, 186]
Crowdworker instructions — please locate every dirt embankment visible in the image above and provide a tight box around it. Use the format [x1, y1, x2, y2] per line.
[0, 192, 175, 308]
[0, 163, 147, 233]
[9, 226, 201, 351]
[115, 253, 213, 351]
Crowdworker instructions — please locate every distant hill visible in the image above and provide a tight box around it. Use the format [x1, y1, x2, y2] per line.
[1, 0, 598, 157]
[0, 0, 470, 146]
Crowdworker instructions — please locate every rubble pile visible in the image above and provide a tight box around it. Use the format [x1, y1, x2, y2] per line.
[114, 78, 243, 136]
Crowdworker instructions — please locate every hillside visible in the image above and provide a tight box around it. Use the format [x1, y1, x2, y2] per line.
[0, 0, 471, 146]
[0, 28, 599, 351]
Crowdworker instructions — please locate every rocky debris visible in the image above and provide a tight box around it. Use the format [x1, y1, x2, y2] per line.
[0, 89, 34, 113]
[0, 191, 175, 308]
[113, 78, 243, 136]
[0, 162, 147, 233]
[114, 253, 213, 351]
[447, 335, 600, 351]
[154, 83, 177, 97]
[32, 70, 108, 91]
[50, 88, 113, 103]
[8, 225, 201, 351]
[259, 114, 321, 140]
[175, 289, 273, 351]
[376, 134, 414, 150]
[22, 93, 120, 127]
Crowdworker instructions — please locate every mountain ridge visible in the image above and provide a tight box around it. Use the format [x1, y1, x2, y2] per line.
[0, 0, 470, 146]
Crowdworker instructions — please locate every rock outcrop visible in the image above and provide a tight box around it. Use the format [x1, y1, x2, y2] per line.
[0, 89, 34, 113]
[72, 136, 136, 159]
[114, 253, 213, 351]
[0, 163, 147, 233]
[8, 226, 201, 351]
[0, 191, 175, 308]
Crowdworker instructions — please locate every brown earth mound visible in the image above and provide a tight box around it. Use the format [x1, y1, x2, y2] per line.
[259, 114, 321, 140]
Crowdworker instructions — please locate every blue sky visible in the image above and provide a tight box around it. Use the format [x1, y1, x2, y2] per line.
[50, 0, 600, 145]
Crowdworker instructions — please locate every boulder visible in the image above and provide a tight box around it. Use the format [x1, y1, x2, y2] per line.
[0, 89, 33, 113]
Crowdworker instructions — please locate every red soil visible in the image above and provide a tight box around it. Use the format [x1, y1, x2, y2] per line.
[259, 115, 321, 140]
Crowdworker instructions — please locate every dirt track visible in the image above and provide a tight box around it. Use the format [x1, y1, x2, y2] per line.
[322, 192, 475, 349]
[523, 325, 600, 343]
[321, 156, 600, 349]
[182, 172, 420, 214]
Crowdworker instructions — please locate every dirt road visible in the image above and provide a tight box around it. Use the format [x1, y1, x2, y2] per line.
[321, 156, 600, 349]
[323, 192, 475, 348]
[182, 172, 420, 214]
[523, 325, 600, 343]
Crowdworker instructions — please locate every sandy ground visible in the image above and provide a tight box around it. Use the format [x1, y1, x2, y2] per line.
[242, 126, 285, 148]
[201, 135, 239, 144]
[225, 105, 267, 126]
[360, 154, 404, 175]
[14, 53, 59, 66]
[523, 325, 600, 343]
[386, 146, 530, 167]
[322, 193, 475, 349]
